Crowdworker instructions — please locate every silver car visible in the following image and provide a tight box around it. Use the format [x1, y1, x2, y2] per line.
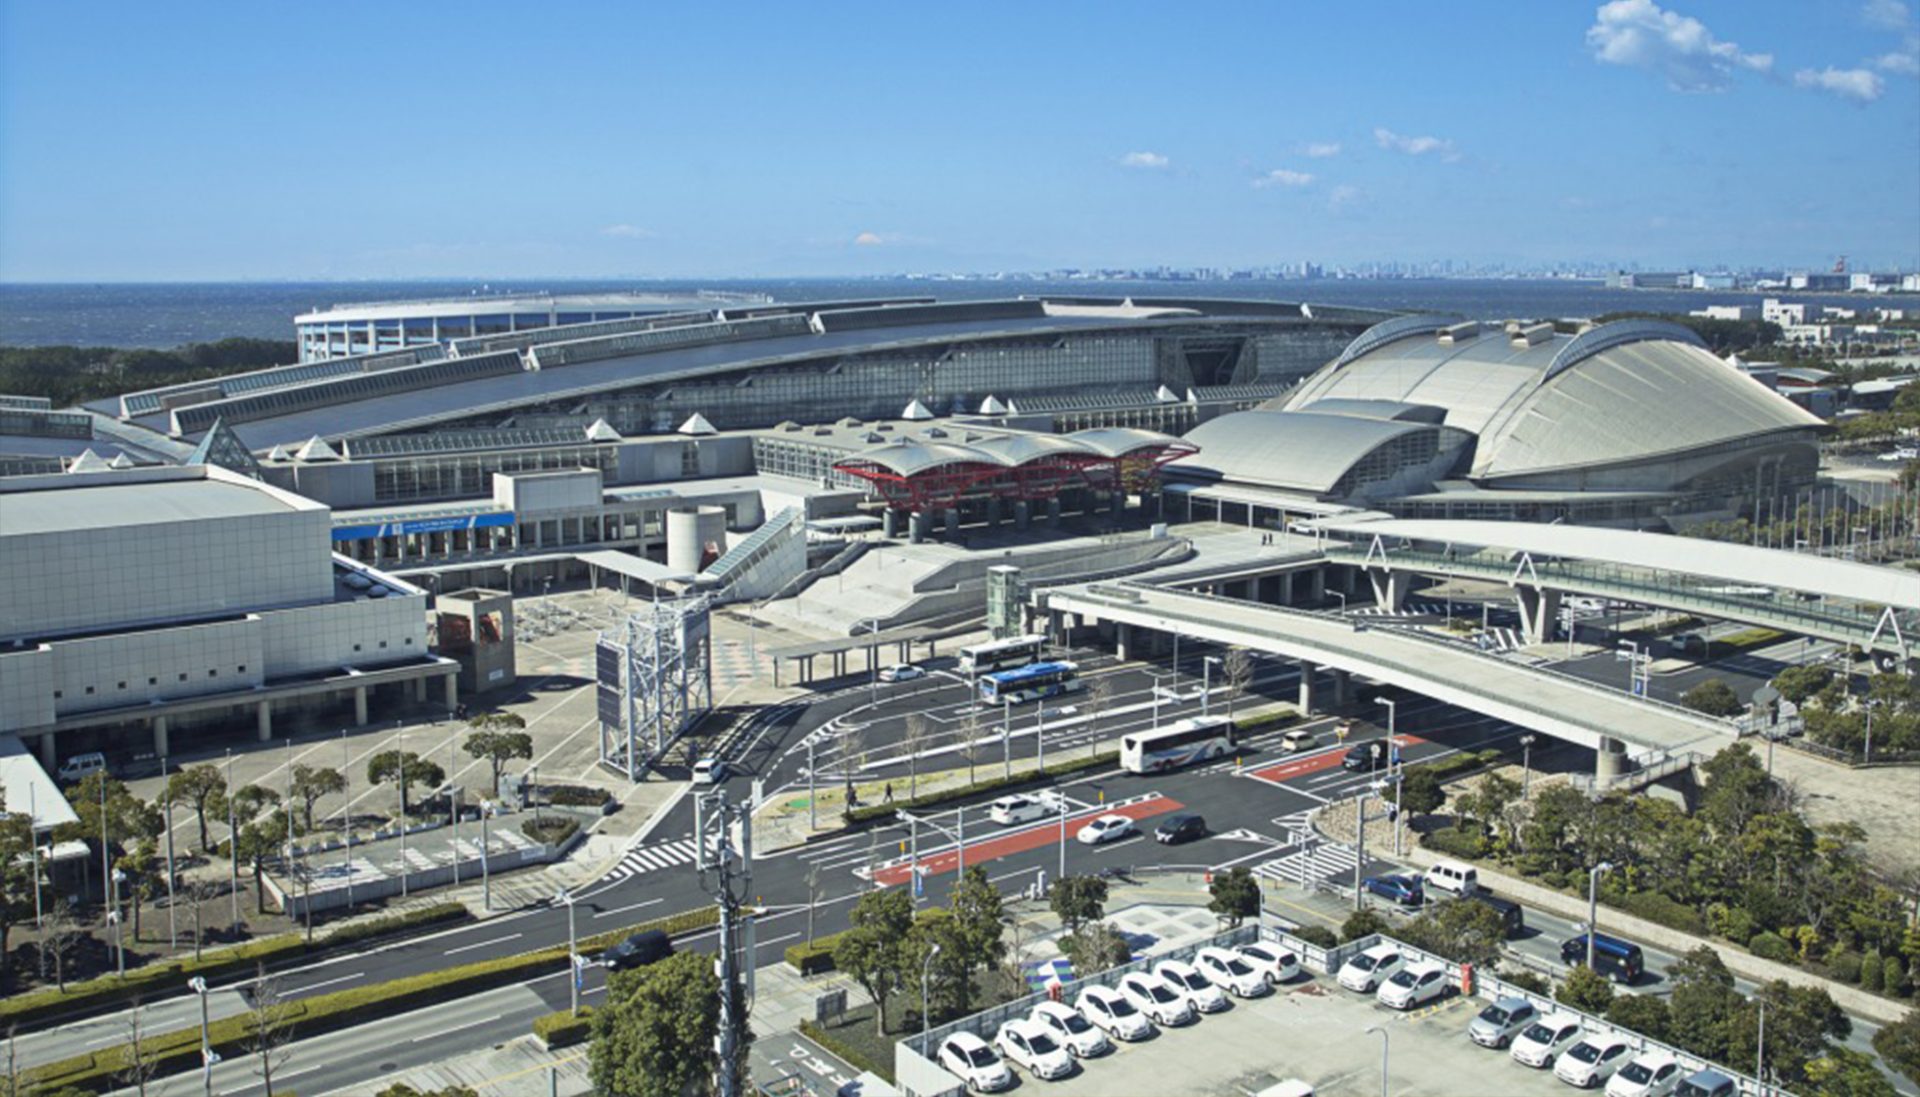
[1469, 996, 1539, 1049]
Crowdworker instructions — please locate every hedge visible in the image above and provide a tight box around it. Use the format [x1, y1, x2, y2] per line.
[321, 901, 469, 948]
[532, 1006, 595, 1049]
[845, 752, 1118, 824]
[545, 784, 612, 807]
[522, 816, 581, 846]
[785, 930, 849, 976]
[23, 905, 719, 1094]
[800, 1017, 895, 1084]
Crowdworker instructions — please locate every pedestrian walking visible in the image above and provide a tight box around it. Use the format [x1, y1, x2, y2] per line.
[884, 782, 894, 803]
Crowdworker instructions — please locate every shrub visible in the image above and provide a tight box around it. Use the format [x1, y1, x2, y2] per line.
[1706, 901, 1756, 945]
[1828, 950, 1864, 985]
[1500, 968, 1551, 995]
[1556, 964, 1615, 1014]
[544, 785, 612, 807]
[533, 1007, 594, 1049]
[1291, 925, 1338, 949]
[326, 902, 468, 947]
[844, 752, 1117, 823]
[785, 934, 844, 976]
[1749, 931, 1795, 964]
[1865, 949, 1887, 992]
[1340, 910, 1388, 943]
[1422, 824, 1487, 860]
[1615, 891, 1706, 936]
[1680, 679, 1742, 717]
[801, 1018, 894, 1084]
[521, 816, 581, 847]
[1888, 956, 1910, 997]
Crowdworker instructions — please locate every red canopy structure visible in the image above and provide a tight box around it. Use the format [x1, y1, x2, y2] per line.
[833, 428, 1197, 513]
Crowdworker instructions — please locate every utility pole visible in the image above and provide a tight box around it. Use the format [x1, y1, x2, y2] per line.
[226, 748, 239, 935]
[695, 791, 754, 1097]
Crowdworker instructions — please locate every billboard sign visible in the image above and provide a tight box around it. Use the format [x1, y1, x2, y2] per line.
[332, 510, 515, 542]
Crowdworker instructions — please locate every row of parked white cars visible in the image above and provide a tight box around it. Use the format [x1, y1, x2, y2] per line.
[1470, 994, 1736, 1096]
[934, 942, 1302, 1091]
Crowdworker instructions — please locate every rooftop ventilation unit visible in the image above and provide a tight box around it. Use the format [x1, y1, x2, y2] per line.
[901, 398, 934, 421]
[677, 413, 717, 436]
[585, 418, 624, 442]
[1437, 321, 1481, 345]
[979, 395, 1009, 415]
[1511, 322, 1555, 348]
[295, 435, 341, 461]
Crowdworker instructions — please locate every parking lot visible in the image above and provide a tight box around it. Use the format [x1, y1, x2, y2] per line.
[1014, 973, 1573, 1097]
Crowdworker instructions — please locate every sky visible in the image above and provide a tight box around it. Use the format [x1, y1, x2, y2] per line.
[1, 0, 1916, 281]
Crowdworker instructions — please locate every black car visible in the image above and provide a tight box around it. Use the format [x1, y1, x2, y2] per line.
[1153, 813, 1206, 844]
[1341, 744, 1375, 771]
[601, 929, 674, 971]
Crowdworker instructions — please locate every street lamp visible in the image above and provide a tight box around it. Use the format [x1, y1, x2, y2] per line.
[1365, 1025, 1388, 1097]
[1586, 862, 1615, 969]
[110, 867, 127, 976]
[1331, 590, 1348, 616]
[559, 888, 580, 1015]
[1202, 656, 1222, 717]
[1520, 734, 1538, 795]
[189, 975, 217, 1097]
[921, 942, 943, 1048]
[479, 799, 493, 911]
[858, 616, 884, 707]
[1373, 697, 1402, 855]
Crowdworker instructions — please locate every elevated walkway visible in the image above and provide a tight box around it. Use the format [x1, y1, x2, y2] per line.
[1039, 582, 1734, 758]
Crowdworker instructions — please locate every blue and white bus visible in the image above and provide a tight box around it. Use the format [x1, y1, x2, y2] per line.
[958, 634, 1047, 675]
[1119, 716, 1235, 774]
[978, 660, 1084, 704]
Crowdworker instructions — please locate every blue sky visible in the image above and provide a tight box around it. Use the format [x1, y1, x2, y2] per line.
[2, 1, 1915, 280]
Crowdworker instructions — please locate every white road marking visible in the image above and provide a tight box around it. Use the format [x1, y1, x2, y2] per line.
[444, 932, 521, 956]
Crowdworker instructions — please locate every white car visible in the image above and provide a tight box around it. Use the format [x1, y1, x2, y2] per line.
[879, 663, 924, 682]
[1154, 959, 1230, 1013]
[1280, 729, 1318, 753]
[691, 757, 728, 785]
[1606, 1051, 1683, 1097]
[1336, 944, 1404, 993]
[1028, 1000, 1111, 1058]
[995, 1019, 1075, 1081]
[1076, 814, 1136, 846]
[1554, 1034, 1633, 1088]
[1076, 985, 1152, 1042]
[1375, 961, 1448, 1010]
[988, 794, 1050, 826]
[1510, 1015, 1585, 1069]
[1194, 947, 1270, 998]
[1237, 942, 1302, 985]
[937, 1031, 1014, 1093]
[1117, 971, 1195, 1026]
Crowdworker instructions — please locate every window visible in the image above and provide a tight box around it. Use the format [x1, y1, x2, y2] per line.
[209, 669, 218, 677]
[53, 690, 62, 699]
[85, 686, 95, 695]
[379, 640, 388, 649]
[149, 677, 157, 685]
[179, 673, 189, 681]
[354, 644, 362, 652]
[237, 665, 246, 673]
[118, 681, 127, 690]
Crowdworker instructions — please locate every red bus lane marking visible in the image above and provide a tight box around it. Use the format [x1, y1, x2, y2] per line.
[1247, 734, 1430, 785]
[871, 795, 1185, 887]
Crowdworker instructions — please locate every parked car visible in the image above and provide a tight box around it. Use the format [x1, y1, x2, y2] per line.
[1117, 971, 1195, 1026]
[1028, 1000, 1111, 1058]
[1336, 944, 1404, 993]
[937, 1031, 1015, 1093]
[1075, 985, 1152, 1042]
[989, 794, 1049, 826]
[1673, 1069, 1736, 1097]
[691, 757, 729, 785]
[1154, 959, 1229, 1013]
[1361, 873, 1424, 907]
[1341, 743, 1374, 771]
[1153, 813, 1206, 844]
[1463, 891, 1526, 938]
[1554, 1034, 1633, 1089]
[1237, 941, 1301, 985]
[1560, 933, 1646, 984]
[1076, 814, 1136, 846]
[1510, 1015, 1585, 1068]
[1468, 996, 1539, 1049]
[600, 929, 673, 972]
[56, 752, 106, 784]
[1376, 961, 1449, 1010]
[1423, 859, 1478, 897]
[1194, 947, 1269, 998]
[879, 663, 924, 682]
[1280, 728, 1318, 753]
[1607, 1051, 1683, 1097]
[994, 1019, 1074, 1081]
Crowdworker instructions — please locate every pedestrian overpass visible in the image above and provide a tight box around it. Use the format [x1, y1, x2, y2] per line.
[1039, 581, 1736, 771]
[1308, 516, 1920, 660]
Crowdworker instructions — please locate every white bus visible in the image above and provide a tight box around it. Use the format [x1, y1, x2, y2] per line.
[978, 661, 1084, 704]
[958, 634, 1046, 675]
[1119, 716, 1236, 775]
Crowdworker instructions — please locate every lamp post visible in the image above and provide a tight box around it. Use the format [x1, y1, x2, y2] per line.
[1365, 1025, 1388, 1097]
[1617, 640, 1646, 696]
[110, 867, 127, 976]
[190, 975, 217, 1097]
[921, 942, 943, 1049]
[858, 617, 884, 708]
[1373, 697, 1401, 855]
[1520, 734, 1537, 796]
[559, 889, 579, 1015]
[1331, 590, 1348, 616]
[1586, 862, 1614, 969]
[1202, 655, 1222, 717]
[225, 748, 239, 935]
[479, 799, 493, 911]
[1002, 699, 1013, 780]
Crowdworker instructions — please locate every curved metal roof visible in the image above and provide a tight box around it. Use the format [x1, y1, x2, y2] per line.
[1541, 320, 1707, 384]
[837, 441, 1006, 477]
[836, 427, 1193, 479]
[969, 433, 1094, 466]
[1331, 314, 1461, 369]
[1065, 427, 1193, 459]
[1170, 410, 1451, 494]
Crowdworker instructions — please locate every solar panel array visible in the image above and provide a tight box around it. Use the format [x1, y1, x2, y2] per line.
[0, 407, 93, 439]
[171, 351, 524, 435]
[120, 346, 444, 417]
[0, 394, 53, 411]
[447, 310, 717, 358]
[529, 314, 812, 370]
[344, 426, 601, 459]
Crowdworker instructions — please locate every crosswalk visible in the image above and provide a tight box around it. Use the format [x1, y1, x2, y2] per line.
[1474, 627, 1526, 653]
[603, 836, 705, 882]
[1250, 810, 1360, 885]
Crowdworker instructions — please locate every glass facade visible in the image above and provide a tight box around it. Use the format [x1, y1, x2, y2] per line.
[369, 444, 618, 504]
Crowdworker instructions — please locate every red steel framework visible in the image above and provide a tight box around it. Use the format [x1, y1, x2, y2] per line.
[833, 438, 1197, 513]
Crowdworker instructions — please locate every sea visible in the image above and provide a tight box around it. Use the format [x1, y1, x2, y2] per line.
[3, 277, 1917, 349]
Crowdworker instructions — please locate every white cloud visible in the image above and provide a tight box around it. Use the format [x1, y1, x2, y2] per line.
[1863, 0, 1911, 30]
[1793, 66, 1887, 101]
[1585, 0, 1773, 92]
[1302, 142, 1342, 159]
[1372, 127, 1459, 160]
[1118, 151, 1170, 169]
[1252, 168, 1315, 188]
[1876, 49, 1920, 73]
[1328, 184, 1363, 211]
[600, 224, 655, 239]
[854, 231, 915, 247]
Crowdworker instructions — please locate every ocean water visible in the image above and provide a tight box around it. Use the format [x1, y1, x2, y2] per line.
[2, 277, 1915, 350]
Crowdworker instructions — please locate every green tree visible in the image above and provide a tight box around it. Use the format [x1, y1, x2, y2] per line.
[375, 1086, 482, 1097]
[1729, 981, 1851, 1090]
[1222, 647, 1255, 719]
[1399, 897, 1507, 967]
[288, 765, 347, 832]
[1340, 909, 1388, 943]
[832, 888, 913, 1035]
[1805, 1047, 1901, 1097]
[1606, 994, 1673, 1043]
[1398, 768, 1445, 815]
[115, 839, 162, 941]
[589, 951, 720, 1097]
[0, 794, 41, 981]
[1556, 964, 1615, 1014]
[1207, 867, 1261, 928]
[366, 752, 445, 820]
[1773, 664, 1835, 706]
[1681, 678, 1743, 717]
[1048, 875, 1109, 935]
[1872, 1009, 1920, 1086]
[1059, 922, 1132, 974]
[165, 764, 227, 852]
[55, 773, 161, 893]
[907, 907, 972, 1024]
[1668, 945, 1741, 1061]
[462, 713, 532, 796]
[226, 788, 286, 914]
[945, 866, 1007, 1017]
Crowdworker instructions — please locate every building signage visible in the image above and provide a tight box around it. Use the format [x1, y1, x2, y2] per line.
[331, 511, 516, 542]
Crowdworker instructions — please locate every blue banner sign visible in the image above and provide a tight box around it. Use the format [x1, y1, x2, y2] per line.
[331, 511, 515, 542]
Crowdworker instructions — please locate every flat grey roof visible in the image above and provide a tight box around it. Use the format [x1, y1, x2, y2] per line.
[1, 477, 295, 537]
[0, 734, 81, 832]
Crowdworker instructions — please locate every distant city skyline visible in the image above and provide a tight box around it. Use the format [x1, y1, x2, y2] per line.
[1, 1, 1916, 282]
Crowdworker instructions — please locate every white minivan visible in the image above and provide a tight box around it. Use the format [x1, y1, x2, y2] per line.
[57, 752, 107, 784]
[1424, 859, 1478, 897]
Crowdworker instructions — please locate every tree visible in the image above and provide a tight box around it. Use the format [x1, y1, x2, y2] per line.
[234, 806, 298, 915]
[1399, 897, 1507, 967]
[902, 714, 931, 799]
[166, 765, 228, 853]
[116, 840, 161, 942]
[1606, 994, 1673, 1043]
[56, 774, 160, 893]
[1457, 773, 1521, 844]
[1048, 875, 1109, 935]
[1773, 664, 1835, 706]
[1682, 678, 1743, 717]
[1873, 1009, 1920, 1086]
[366, 752, 444, 820]
[1222, 648, 1255, 719]
[1804, 1048, 1900, 1097]
[1729, 981, 1851, 1090]
[960, 708, 985, 787]
[833, 888, 913, 1035]
[1666, 945, 1739, 1061]
[1340, 909, 1388, 943]
[1085, 677, 1115, 759]
[0, 797, 39, 982]
[287, 765, 346, 833]
[462, 713, 532, 797]
[244, 965, 296, 1096]
[945, 867, 1007, 1017]
[1059, 922, 1132, 974]
[1399, 768, 1445, 816]
[114, 1004, 160, 1097]
[590, 950, 721, 1097]
[908, 908, 971, 1024]
[1555, 964, 1615, 1014]
[1207, 867, 1260, 928]
[179, 879, 221, 962]
[40, 898, 79, 991]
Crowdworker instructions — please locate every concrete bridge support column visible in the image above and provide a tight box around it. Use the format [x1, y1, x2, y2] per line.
[882, 509, 900, 539]
[1046, 497, 1062, 525]
[444, 675, 458, 711]
[152, 716, 169, 758]
[1306, 567, 1326, 605]
[910, 511, 931, 544]
[1116, 622, 1134, 661]
[1368, 570, 1412, 613]
[37, 732, 56, 768]
[1330, 668, 1354, 708]
[353, 685, 369, 727]
[257, 700, 273, 742]
[1515, 586, 1563, 645]
[943, 508, 960, 538]
[1110, 491, 1127, 520]
[1296, 660, 1319, 715]
[1279, 571, 1296, 606]
[985, 496, 1003, 529]
[1594, 736, 1627, 786]
[1014, 500, 1032, 530]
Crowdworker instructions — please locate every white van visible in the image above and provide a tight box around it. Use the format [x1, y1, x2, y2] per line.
[1424, 859, 1478, 897]
[57, 752, 107, 783]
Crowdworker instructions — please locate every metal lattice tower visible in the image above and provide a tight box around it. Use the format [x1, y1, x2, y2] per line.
[595, 595, 714, 780]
